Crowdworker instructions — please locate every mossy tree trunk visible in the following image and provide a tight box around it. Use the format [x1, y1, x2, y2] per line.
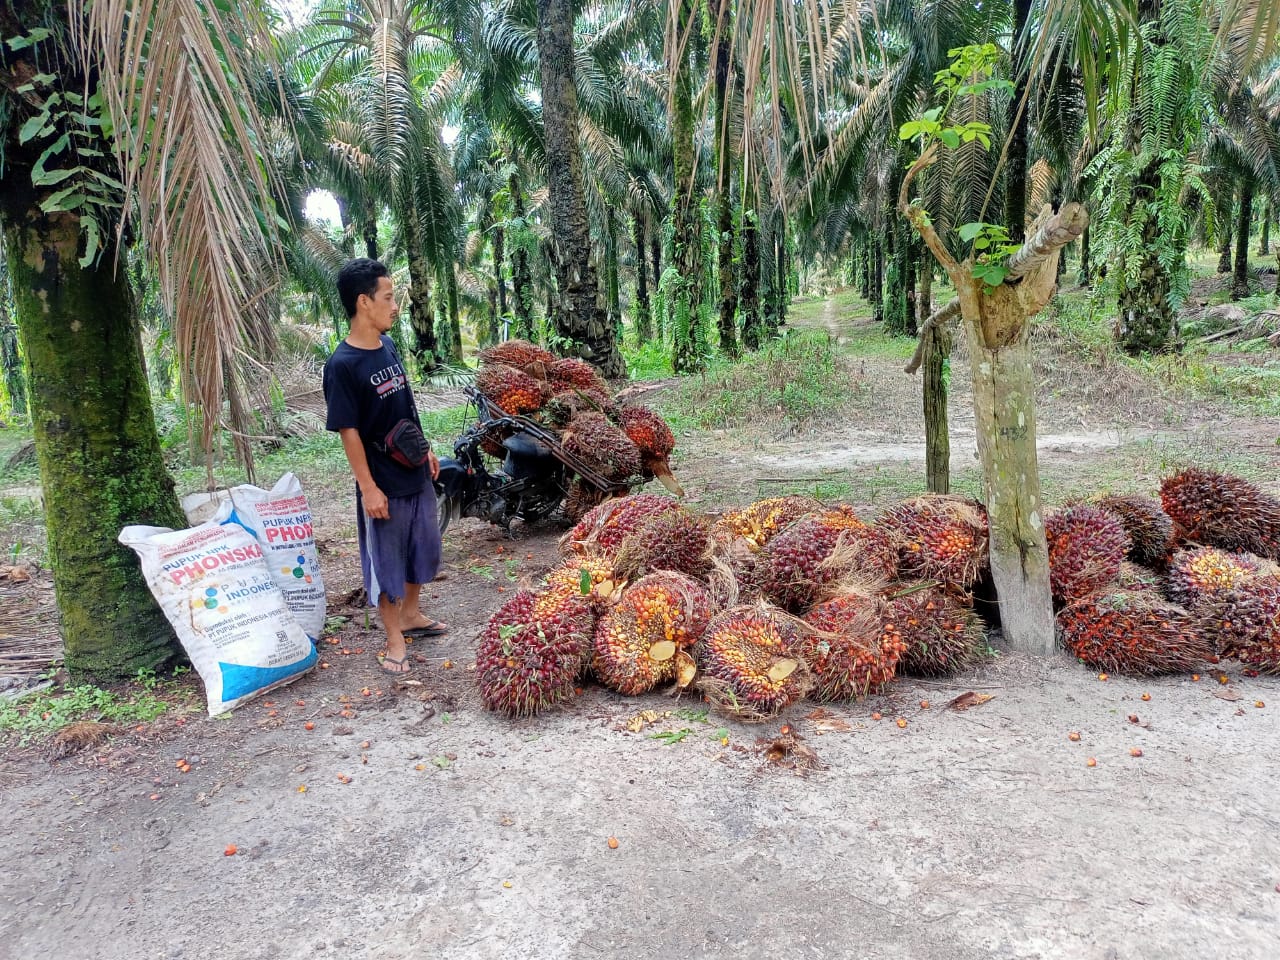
[405, 238, 438, 375]
[903, 152, 1084, 653]
[1216, 182, 1233, 274]
[536, 0, 625, 376]
[443, 266, 463, 363]
[670, 0, 705, 373]
[3, 213, 184, 678]
[713, 0, 740, 359]
[605, 215, 621, 335]
[508, 173, 536, 341]
[917, 253, 932, 327]
[493, 221, 508, 337]
[907, 302, 955, 495]
[633, 213, 652, 343]
[1258, 200, 1270, 256]
[1231, 177, 1254, 301]
[652, 228, 664, 342]
[740, 207, 762, 350]
[1116, 159, 1178, 354]
[1077, 227, 1091, 287]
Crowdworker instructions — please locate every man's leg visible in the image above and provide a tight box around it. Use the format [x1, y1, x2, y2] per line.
[378, 590, 411, 673]
[400, 582, 448, 634]
[400, 486, 447, 635]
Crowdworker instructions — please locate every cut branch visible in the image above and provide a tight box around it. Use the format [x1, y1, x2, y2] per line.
[1005, 202, 1088, 281]
[905, 298, 960, 374]
[897, 144, 960, 277]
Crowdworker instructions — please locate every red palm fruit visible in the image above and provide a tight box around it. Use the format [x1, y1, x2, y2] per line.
[592, 573, 713, 694]
[800, 593, 904, 700]
[888, 582, 986, 677]
[619, 406, 675, 459]
[878, 495, 990, 589]
[478, 339, 555, 370]
[546, 357, 610, 393]
[1057, 590, 1212, 675]
[562, 412, 641, 482]
[697, 604, 813, 719]
[1094, 494, 1174, 568]
[475, 364, 550, 415]
[543, 552, 620, 613]
[713, 496, 821, 550]
[531, 586, 598, 660]
[613, 507, 713, 581]
[1046, 505, 1130, 608]
[1166, 547, 1262, 609]
[1160, 467, 1280, 560]
[759, 508, 897, 613]
[1197, 574, 1280, 673]
[562, 492, 683, 557]
[476, 591, 585, 716]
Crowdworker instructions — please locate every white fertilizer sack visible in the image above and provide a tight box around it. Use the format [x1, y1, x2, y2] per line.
[119, 520, 317, 716]
[223, 473, 327, 641]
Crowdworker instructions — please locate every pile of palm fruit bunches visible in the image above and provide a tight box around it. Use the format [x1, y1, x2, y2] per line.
[474, 340, 683, 522]
[471, 407, 1280, 720]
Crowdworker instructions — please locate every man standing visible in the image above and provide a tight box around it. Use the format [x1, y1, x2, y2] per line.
[324, 259, 447, 674]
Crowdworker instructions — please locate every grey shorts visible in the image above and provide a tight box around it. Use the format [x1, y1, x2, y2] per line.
[355, 485, 442, 605]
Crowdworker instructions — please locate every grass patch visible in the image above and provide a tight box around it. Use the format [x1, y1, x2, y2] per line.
[662, 330, 856, 433]
[0, 667, 196, 744]
[622, 339, 672, 381]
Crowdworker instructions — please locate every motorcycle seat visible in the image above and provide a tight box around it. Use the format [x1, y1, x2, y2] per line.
[502, 432, 557, 462]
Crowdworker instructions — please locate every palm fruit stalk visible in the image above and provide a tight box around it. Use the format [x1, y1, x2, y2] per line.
[619, 405, 683, 496]
[1045, 505, 1130, 608]
[561, 492, 682, 558]
[1160, 467, 1280, 560]
[697, 603, 813, 719]
[612, 507, 712, 582]
[592, 572, 713, 694]
[479, 339, 555, 371]
[562, 411, 641, 483]
[476, 591, 585, 716]
[1094, 494, 1174, 567]
[888, 581, 987, 677]
[758, 507, 897, 614]
[1057, 590, 1212, 675]
[1166, 547, 1262, 609]
[475, 363, 550, 415]
[799, 593, 906, 700]
[1196, 575, 1280, 672]
[1115, 561, 1164, 596]
[878, 495, 990, 590]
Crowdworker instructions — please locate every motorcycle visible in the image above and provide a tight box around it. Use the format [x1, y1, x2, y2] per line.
[433, 386, 634, 535]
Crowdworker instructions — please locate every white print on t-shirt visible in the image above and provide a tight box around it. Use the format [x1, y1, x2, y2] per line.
[371, 362, 407, 397]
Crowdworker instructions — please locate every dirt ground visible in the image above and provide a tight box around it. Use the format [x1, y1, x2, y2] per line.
[2, 295, 1280, 960]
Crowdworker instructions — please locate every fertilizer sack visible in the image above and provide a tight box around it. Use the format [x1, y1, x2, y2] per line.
[221, 473, 327, 641]
[119, 520, 317, 716]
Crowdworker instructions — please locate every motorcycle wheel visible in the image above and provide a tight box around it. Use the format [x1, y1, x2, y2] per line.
[438, 493, 462, 536]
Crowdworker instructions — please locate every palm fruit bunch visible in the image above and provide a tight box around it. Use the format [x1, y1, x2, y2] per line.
[1115, 561, 1164, 596]
[546, 356, 609, 394]
[592, 572, 713, 694]
[475, 591, 586, 716]
[612, 507, 712, 582]
[541, 388, 618, 427]
[888, 583, 986, 677]
[1094, 494, 1174, 567]
[1057, 590, 1211, 675]
[562, 412, 641, 483]
[561, 492, 682, 558]
[1045, 505, 1130, 608]
[1196, 574, 1280, 672]
[697, 604, 812, 719]
[799, 593, 905, 700]
[475, 363, 550, 415]
[758, 507, 897, 613]
[1160, 467, 1280, 560]
[478, 339, 555, 370]
[619, 405, 683, 497]
[713, 495, 820, 552]
[543, 551, 623, 614]
[1166, 547, 1261, 609]
[877, 495, 990, 590]
[530, 585, 598, 660]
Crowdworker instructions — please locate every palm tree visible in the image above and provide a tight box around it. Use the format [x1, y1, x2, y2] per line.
[0, 0, 283, 678]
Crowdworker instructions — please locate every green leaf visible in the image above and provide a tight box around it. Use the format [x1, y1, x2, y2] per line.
[898, 120, 923, 141]
[7, 28, 53, 51]
[957, 222, 986, 242]
[921, 107, 943, 123]
[579, 568, 591, 595]
[939, 129, 960, 149]
[974, 237, 990, 250]
[18, 113, 51, 145]
[78, 219, 101, 268]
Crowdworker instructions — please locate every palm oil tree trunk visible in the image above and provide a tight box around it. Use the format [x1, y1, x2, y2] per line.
[713, 0, 739, 359]
[509, 173, 536, 340]
[634, 213, 652, 343]
[1232, 177, 1254, 300]
[741, 208, 762, 349]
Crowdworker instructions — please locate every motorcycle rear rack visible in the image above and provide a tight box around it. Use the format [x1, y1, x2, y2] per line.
[464, 385, 634, 495]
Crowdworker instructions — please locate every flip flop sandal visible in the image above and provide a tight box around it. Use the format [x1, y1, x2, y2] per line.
[377, 653, 413, 675]
[404, 621, 449, 638]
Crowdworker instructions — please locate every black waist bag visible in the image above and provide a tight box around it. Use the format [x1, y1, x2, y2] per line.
[383, 419, 431, 469]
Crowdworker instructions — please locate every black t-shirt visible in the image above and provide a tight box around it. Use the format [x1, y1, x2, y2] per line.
[323, 336, 428, 498]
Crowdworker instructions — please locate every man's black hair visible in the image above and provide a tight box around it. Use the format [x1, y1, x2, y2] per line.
[336, 258, 390, 318]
